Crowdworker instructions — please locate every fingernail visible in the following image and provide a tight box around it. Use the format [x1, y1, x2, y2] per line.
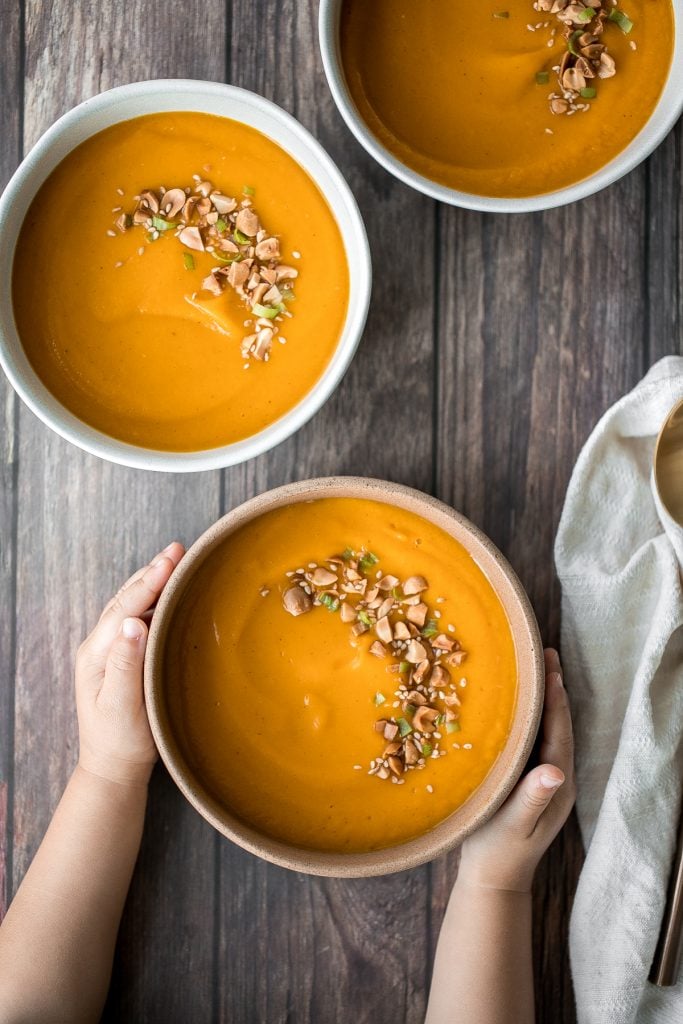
[122, 617, 143, 640]
[150, 554, 170, 570]
[540, 772, 564, 790]
[549, 671, 564, 689]
[162, 542, 176, 554]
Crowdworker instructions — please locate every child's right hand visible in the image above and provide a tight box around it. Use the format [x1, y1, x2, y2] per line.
[75, 542, 185, 788]
[457, 648, 575, 893]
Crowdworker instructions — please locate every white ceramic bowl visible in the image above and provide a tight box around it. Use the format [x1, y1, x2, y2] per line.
[319, 0, 683, 213]
[0, 80, 371, 472]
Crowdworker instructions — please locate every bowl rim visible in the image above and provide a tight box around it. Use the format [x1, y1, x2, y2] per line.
[318, 0, 683, 213]
[144, 476, 545, 877]
[0, 79, 372, 472]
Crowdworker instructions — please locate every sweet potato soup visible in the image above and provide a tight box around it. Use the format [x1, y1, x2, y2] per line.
[340, 0, 674, 198]
[165, 498, 518, 853]
[12, 113, 349, 451]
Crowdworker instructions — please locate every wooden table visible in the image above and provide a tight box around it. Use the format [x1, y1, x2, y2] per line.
[1, 1, 679, 1020]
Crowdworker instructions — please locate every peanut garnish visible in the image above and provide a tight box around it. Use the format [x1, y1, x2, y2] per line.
[531, 1, 634, 116]
[111, 180, 299, 365]
[272, 546, 469, 782]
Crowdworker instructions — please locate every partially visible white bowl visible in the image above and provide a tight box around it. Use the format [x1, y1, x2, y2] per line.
[0, 79, 371, 472]
[319, 0, 683, 213]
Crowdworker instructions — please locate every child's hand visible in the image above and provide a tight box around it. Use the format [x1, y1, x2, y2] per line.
[458, 648, 575, 893]
[75, 542, 184, 787]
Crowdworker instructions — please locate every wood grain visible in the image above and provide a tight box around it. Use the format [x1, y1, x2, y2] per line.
[2, 0, 680, 1020]
[0, 0, 22, 923]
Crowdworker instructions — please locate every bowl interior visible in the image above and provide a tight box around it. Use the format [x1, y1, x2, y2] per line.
[145, 477, 544, 877]
[0, 80, 371, 471]
[319, 0, 683, 213]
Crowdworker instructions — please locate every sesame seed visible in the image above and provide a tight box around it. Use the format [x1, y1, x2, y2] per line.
[545, 128, 554, 135]
[353, 765, 362, 770]
[114, 261, 123, 269]
[116, 187, 124, 196]
[138, 246, 145, 256]
[426, 785, 434, 793]
[292, 250, 301, 259]
[434, 611, 441, 619]
[243, 363, 249, 370]
[106, 229, 116, 237]
[447, 624, 455, 632]
[630, 40, 637, 50]
[463, 743, 473, 750]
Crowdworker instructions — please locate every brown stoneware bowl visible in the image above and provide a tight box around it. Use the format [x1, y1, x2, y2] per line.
[145, 477, 544, 877]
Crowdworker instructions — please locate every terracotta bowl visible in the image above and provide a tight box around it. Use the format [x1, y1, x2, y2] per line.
[145, 477, 544, 877]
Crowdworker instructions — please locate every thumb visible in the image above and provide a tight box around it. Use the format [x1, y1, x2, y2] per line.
[100, 617, 148, 708]
[497, 764, 565, 838]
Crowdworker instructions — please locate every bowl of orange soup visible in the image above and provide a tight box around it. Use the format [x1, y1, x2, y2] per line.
[320, 0, 683, 211]
[0, 80, 370, 470]
[145, 477, 544, 876]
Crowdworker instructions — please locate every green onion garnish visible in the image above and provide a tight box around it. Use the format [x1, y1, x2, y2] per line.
[182, 252, 195, 271]
[374, 692, 386, 706]
[251, 303, 279, 319]
[358, 610, 372, 627]
[359, 551, 379, 573]
[568, 29, 583, 56]
[151, 215, 175, 231]
[608, 8, 633, 32]
[535, 71, 549, 85]
[213, 252, 241, 265]
[341, 547, 354, 560]
[404, 703, 416, 718]
[215, 217, 228, 233]
[320, 593, 339, 612]
[234, 228, 251, 244]
[421, 620, 438, 639]
[398, 718, 412, 737]
[399, 661, 410, 674]
[577, 6, 594, 21]
[446, 721, 461, 734]
[421, 742, 433, 757]
[243, 185, 255, 195]
[580, 86, 597, 98]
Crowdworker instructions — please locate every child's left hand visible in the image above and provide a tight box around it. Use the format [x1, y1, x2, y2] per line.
[75, 542, 184, 787]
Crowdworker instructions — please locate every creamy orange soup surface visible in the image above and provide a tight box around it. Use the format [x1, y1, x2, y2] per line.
[12, 112, 349, 451]
[165, 498, 518, 854]
[340, 0, 674, 198]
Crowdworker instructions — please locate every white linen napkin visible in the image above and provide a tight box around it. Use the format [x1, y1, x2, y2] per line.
[555, 355, 683, 1024]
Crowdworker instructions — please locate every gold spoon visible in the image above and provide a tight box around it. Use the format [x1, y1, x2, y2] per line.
[650, 396, 683, 987]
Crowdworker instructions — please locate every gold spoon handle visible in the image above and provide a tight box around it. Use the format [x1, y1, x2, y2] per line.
[650, 811, 683, 986]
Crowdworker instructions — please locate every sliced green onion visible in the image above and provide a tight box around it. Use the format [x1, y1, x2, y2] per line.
[183, 252, 195, 271]
[234, 228, 251, 244]
[243, 185, 255, 195]
[421, 619, 438, 639]
[374, 692, 386, 706]
[404, 703, 416, 718]
[358, 610, 372, 627]
[215, 217, 228, 233]
[341, 547, 354, 561]
[535, 71, 550, 85]
[359, 551, 379, 573]
[320, 593, 339, 612]
[608, 8, 633, 32]
[399, 661, 410, 674]
[577, 6, 594, 21]
[213, 252, 241, 265]
[580, 86, 597, 98]
[568, 29, 583, 56]
[446, 721, 461, 734]
[421, 742, 433, 757]
[251, 303, 279, 319]
[151, 215, 175, 231]
[398, 717, 412, 738]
